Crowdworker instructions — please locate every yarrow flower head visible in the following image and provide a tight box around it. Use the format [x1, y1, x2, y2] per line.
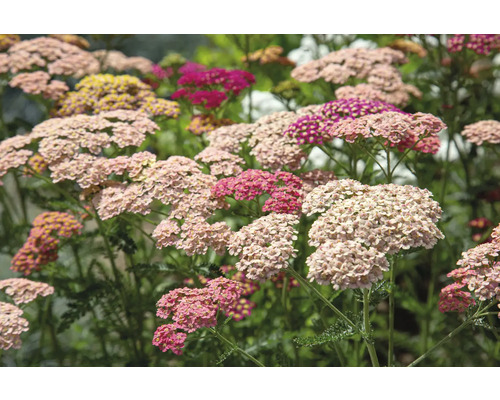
[187, 114, 234, 136]
[93, 50, 153, 75]
[0, 302, 29, 350]
[172, 66, 255, 109]
[328, 111, 446, 154]
[228, 213, 299, 280]
[212, 169, 303, 214]
[284, 98, 404, 145]
[11, 212, 83, 275]
[447, 34, 500, 55]
[439, 222, 500, 317]
[48, 34, 90, 49]
[9, 71, 69, 100]
[194, 147, 244, 176]
[0, 278, 54, 305]
[461, 120, 500, 146]
[52, 74, 180, 118]
[153, 277, 244, 355]
[304, 180, 444, 289]
[242, 45, 295, 66]
[0, 34, 20, 51]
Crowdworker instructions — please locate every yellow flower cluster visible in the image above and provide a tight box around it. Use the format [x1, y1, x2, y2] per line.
[0, 34, 20, 51]
[52, 74, 180, 118]
[48, 34, 90, 49]
[187, 114, 235, 135]
[242, 45, 295, 66]
[388, 39, 427, 58]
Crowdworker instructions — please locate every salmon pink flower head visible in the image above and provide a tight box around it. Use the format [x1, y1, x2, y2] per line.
[11, 212, 83, 275]
[153, 277, 244, 355]
[438, 222, 500, 316]
[211, 169, 303, 214]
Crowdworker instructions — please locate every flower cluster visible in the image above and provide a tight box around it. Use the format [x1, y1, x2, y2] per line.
[212, 169, 303, 214]
[284, 98, 404, 145]
[291, 47, 407, 84]
[228, 213, 299, 280]
[388, 39, 427, 58]
[439, 222, 500, 316]
[0, 34, 20, 51]
[9, 71, 69, 99]
[194, 147, 244, 176]
[241, 45, 295, 66]
[172, 66, 255, 109]
[0, 278, 54, 305]
[49, 34, 90, 49]
[447, 34, 500, 55]
[248, 111, 307, 170]
[184, 265, 259, 321]
[299, 169, 337, 195]
[52, 74, 180, 118]
[461, 120, 500, 146]
[153, 277, 243, 354]
[305, 180, 444, 288]
[93, 50, 153, 74]
[187, 114, 234, 135]
[307, 240, 390, 290]
[0, 302, 29, 350]
[0, 110, 160, 188]
[11, 212, 83, 275]
[24, 154, 48, 176]
[3, 36, 99, 77]
[329, 111, 446, 154]
[152, 216, 233, 256]
[291, 47, 420, 106]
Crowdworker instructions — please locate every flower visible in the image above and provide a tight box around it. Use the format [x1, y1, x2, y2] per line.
[0, 278, 54, 305]
[9, 71, 69, 100]
[154, 277, 244, 355]
[307, 240, 390, 290]
[447, 35, 500, 55]
[306, 181, 444, 255]
[461, 120, 500, 146]
[328, 111, 445, 154]
[93, 50, 153, 74]
[284, 98, 404, 145]
[152, 324, 187, 355]
[195, 147, 244, 176]
[440, 224, 500, 316]
[0, 34, 20, 51]
[0, 302, 29, 350]
[5, 36, 99, 77]
[187, 114, 235, 136]
[11, 212, 83, 275]
[52, 74, 180, 118]
[228, 213, 299, 280]
[49, 34, 90, 49]
[212, 169, 303, 214]
[242, 45, 295, 66]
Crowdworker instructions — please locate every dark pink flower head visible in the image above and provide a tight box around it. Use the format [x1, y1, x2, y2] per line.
[151, 64, 173, 80]
[178, 61, 207, 75]
[285, 98, 404, 145]
[211, 169, 303, 214]
[447, 34, 500, 55]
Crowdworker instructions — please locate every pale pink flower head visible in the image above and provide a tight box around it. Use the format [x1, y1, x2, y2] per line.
[0, 302, 29, 350]
[461, 120, 500, 146]
[152, 324, 187, 355]
[307, 240, 390, 290]
[228, 213, 299, 280]
[0, 278, 54, 305]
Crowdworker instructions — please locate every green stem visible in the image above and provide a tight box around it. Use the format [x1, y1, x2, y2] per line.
[208, 327, 265, 367]
[388, 256, 397, 366]
[408, 304, 494, 367]
[363, 289, 380, 367]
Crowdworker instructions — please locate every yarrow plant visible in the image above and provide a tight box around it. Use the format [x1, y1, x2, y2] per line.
[2, 34, 500, 368]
